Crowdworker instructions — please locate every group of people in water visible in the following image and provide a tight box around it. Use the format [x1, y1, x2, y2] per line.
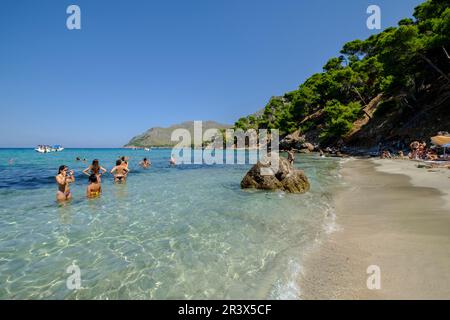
[55, 156, 161, 202]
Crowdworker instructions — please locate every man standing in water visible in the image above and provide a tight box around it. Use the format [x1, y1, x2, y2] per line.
[139, 158, 151, 168]
[55, 165, 75, 202]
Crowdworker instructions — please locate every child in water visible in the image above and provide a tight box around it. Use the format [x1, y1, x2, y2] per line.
[86, 174, 102, 198]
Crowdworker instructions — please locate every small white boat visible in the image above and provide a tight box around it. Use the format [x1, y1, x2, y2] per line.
[35, 146, 50, 153]
[144, 148, 151, 151]
[35, 145, 64, 153]
[35, 147, 47, 153]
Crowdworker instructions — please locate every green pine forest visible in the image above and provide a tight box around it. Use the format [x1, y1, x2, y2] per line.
[233, 0, 450, 147]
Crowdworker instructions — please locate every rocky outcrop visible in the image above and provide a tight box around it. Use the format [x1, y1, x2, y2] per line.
[280, 130, 318, 153]
[300, 142, 315, 152]
[240, 156, 310, 193]
[280, 130, 305, 150]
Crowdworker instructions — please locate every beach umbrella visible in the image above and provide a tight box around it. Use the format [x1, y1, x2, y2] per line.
[431, 135, 450, 146]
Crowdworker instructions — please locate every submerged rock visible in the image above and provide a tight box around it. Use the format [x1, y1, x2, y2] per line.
[240, 156, 310, 193]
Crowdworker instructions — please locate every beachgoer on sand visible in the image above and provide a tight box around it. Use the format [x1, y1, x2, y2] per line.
[409, 141, 420, 159]
[426, 149, 438, 161]
[381, 150, 392, 159]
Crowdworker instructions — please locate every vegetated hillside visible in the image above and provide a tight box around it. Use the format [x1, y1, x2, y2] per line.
[234, 0, 450, 150]
[346, 81, 450, 148]
[125, 121, 231, 147]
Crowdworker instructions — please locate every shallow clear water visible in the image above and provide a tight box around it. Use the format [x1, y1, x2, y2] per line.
[0, 148, 341, 299]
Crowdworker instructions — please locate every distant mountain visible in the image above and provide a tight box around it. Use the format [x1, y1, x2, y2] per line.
[125, 121, 231, 147]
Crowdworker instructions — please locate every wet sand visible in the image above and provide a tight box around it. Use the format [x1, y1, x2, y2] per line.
[299, 158, 450, 299]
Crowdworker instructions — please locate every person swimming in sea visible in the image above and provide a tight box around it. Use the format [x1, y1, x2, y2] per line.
[169, 156, 176, 166]
[86, 174, 102, 198]
[83, 159, 107, 182]
[139, 157, 151, 169]
[319, 149, 325, 158]
[55, 165, 75, 202]
[111, 159, 129, 183]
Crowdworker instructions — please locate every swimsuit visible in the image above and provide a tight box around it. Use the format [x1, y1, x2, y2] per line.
[57, 190, 71, 199]
[90, 190, 101, 197]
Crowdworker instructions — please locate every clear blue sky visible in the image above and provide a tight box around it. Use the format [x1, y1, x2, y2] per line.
[0, 0, 423, 147]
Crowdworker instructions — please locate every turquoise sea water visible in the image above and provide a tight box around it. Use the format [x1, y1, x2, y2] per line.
[0, 148, 342, 299]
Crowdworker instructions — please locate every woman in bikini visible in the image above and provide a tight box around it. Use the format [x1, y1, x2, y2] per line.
[111, 159, 129, 183]
[83, 159, 107, 182]
[56, 165, 75, 202]
[86, 174, 102, 198]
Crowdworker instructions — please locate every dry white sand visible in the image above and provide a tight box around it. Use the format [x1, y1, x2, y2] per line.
[299, 158, 450, 299]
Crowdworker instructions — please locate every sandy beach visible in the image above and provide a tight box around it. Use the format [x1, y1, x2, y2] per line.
[300, 158, 450, 299]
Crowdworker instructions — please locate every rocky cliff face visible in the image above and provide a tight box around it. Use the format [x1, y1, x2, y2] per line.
[344, 82, 450, 151]
[276, 81, 450, 153]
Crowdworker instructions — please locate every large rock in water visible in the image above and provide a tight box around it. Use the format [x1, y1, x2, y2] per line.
[240, 156, 310, 193]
